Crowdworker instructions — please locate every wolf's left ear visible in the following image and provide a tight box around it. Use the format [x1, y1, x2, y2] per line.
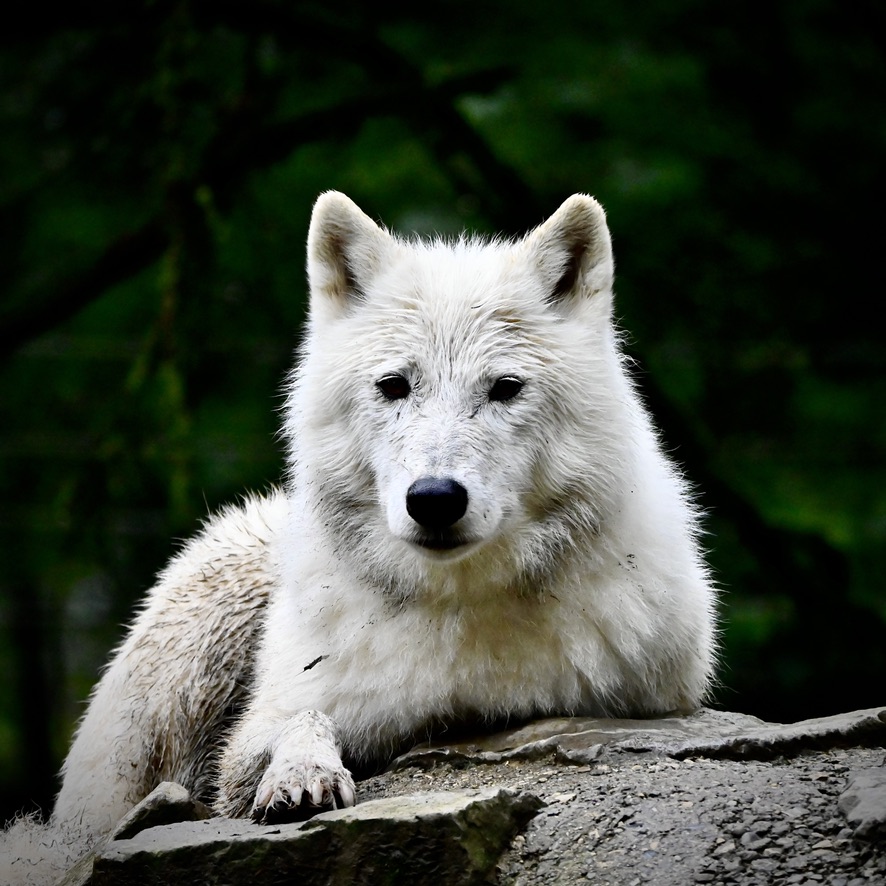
[523, 194, 614, 311]
[307, 191, 393, 319]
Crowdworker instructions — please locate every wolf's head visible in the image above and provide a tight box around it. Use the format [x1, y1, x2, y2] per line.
[286, 192, 641, 597]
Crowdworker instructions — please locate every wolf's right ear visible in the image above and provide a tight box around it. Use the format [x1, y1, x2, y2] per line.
[522, 194, 614, 312]
[307, 192, 392, 319]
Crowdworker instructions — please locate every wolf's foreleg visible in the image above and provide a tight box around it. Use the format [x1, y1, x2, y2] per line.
[216, 709, 356, 821]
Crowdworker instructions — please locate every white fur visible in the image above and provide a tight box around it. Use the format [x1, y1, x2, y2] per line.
[1, 192, 716, 883]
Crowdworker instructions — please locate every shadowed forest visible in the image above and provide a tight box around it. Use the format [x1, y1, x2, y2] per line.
[1, 1, 884, 822]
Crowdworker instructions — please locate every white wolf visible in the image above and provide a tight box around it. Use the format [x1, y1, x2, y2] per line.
[2, 192, 716, 883]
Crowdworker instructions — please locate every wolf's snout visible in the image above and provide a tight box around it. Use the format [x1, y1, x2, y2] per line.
[406, 478, 468, 529]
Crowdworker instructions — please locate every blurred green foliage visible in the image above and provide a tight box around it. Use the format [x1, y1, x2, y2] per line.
[1, 0, 884, 820]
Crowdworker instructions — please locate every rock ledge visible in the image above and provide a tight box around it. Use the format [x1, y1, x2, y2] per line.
[66, 708, 886, 886]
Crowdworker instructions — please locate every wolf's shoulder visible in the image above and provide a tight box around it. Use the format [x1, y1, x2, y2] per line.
[143, 488, 290, 615]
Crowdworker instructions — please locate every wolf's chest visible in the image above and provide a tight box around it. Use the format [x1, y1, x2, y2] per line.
[304, 594, 590, 745]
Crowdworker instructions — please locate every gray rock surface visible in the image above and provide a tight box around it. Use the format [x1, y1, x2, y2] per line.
[82, 788, 541, 885]
[371, 745, 886, 884]
[110, 781, 212, 841]
[394, 707, 886, 766]
[839, 768, 886, 839]
[68, 708, 886, 886]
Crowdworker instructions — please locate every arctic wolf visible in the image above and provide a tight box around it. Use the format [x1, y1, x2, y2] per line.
[2, 192, 716, 882]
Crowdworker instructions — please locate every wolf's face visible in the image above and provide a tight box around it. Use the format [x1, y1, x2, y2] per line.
[349, 258, 561, 563]
[289, 193, 624, 589]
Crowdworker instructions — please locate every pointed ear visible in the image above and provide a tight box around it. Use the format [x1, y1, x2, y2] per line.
[523, 194, 614, 310]
[307, 191, 393, 318]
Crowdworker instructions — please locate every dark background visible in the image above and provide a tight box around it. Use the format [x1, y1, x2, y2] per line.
[2, 0, 884, 822]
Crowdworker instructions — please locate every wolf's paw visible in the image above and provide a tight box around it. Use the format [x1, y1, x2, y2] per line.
[251, 756, 356, 823]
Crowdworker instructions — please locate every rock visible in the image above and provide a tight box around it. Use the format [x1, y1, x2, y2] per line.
[839, 768, 886, 838]
[57, 709, 886, 886]
[57, 783, 214, 886]
[392, 707, 886, 768]
[57, 851, 96, 886]
[111, 781, 212, 841]
[83, 788, 542, 885]
[391, 710, 766, 769]
[671, 707, 886, 760]
[371, 710, 886, 884]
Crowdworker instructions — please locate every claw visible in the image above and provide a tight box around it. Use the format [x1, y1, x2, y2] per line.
[338, 779, 356, 808]
[253, 784, 273, 812]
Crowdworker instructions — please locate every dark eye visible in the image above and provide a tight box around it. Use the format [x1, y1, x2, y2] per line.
[376, 374, 411, 401]
[488, 376, 524, 402]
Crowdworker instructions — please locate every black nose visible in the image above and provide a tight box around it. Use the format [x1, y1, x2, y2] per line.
[406, 478, 469, 530]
